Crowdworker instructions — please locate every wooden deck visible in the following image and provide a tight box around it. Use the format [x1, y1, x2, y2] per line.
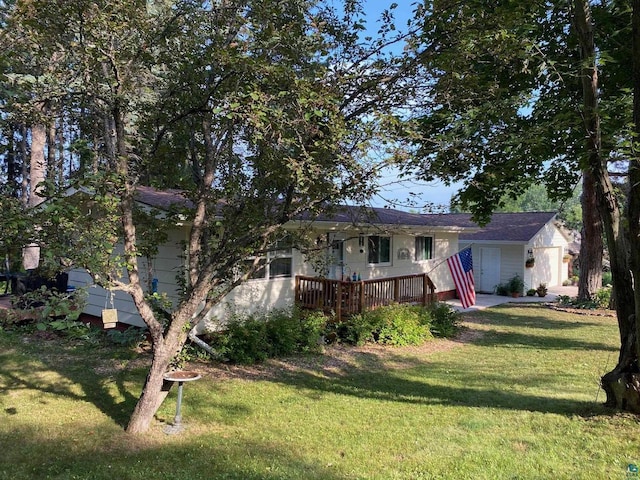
[295, 274, 436, 320]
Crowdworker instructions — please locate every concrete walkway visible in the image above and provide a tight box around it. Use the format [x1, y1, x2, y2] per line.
[446, 285, 578, 312]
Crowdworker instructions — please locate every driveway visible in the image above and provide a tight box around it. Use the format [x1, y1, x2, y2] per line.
[446, 285, 578, 312]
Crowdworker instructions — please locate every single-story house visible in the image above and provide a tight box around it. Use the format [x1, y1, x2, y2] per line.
[68, 186, 481, 329]
[454, 212, 571, 293]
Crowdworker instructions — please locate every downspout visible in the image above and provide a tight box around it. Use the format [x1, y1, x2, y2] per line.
[187, 327, 221, 358]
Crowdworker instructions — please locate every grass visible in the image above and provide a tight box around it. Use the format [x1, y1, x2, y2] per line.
[1, 304, 639, 479]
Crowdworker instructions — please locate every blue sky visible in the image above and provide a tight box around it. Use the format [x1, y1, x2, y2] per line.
[363, 1, 462, 211]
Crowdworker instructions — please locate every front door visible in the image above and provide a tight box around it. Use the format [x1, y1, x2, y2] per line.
[479, 247, 501, 293]
[327, 233, 345, 280]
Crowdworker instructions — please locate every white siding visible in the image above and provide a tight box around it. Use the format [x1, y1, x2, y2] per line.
[69, 228, 186, 328]
[73, 225, 462, 329]
[201, 230, 460, 331]
[469, 221, 570, 293]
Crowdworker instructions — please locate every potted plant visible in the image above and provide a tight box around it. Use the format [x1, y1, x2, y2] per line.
[508, 275, 524, 297]
[526, 288, 537, 297]
[525, 257, 535, 268]
[536, 283, 548, 297]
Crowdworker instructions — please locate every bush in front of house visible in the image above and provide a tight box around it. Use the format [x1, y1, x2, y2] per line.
[329, 302, 460, 347]
[369, 304, 433, 346]
[427, 302, 462, 338]
[206, 308, 326, 364]
[205, 302, 461, 364]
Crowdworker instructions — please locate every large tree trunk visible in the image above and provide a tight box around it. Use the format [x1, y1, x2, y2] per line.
[20, 124, 29, 205]
[573, 0, 640, 410]
[23, 111, 47, 270]
[125, 341, 174, 433]
[577, 169, 603, 301]
[632, 0, 640, 360]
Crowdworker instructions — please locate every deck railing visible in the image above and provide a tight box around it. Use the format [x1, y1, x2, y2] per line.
[295, 273, 436, 320]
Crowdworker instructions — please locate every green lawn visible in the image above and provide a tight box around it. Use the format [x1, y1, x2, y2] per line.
[1, 304, 638, 479]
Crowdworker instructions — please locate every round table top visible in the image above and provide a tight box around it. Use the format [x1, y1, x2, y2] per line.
[163, 370, 201, 382]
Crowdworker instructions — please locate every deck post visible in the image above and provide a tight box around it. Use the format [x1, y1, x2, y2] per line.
[422, 274, 428, 306]
[295, 276, 300, 304]
[393, 277, 400, 302]
[359, 281, 365, 314]
[336, 280, 343, 321]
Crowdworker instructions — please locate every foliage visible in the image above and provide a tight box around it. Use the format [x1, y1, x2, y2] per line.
[327, 312, 379, 346]
[372, 304, 432, 347]
[496, 275, 525, 296]
[17, 285, 86, 323]
[495, 282, 510, 296]
[536, 283, 548, 297]
[328, 303, 459, 347]
[170, 343, 213, 370]
[0, 0, 417, 431]
[201, 303, 460, 364]
[594, 286, 613, 309]
[106, 327, 148, 348]
[508, 275, 525, 295]
[205, 308, 325, 364]
[426, 302, 461, 338]
[557, 286, 612, 310]
[492, 183, 583, 232]
[526, 288, 537, 297]
[0, 193, 32, 269]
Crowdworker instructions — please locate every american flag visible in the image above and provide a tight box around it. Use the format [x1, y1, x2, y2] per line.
[446, 247, 476, 309]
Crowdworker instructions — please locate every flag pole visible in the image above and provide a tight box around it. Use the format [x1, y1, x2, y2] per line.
[426, 243, 474, 275]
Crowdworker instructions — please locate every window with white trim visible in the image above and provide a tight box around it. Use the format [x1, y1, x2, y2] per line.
[243, 237, 293, 280]
[415, 236, 434, 261]
[367, 235, 391, 264]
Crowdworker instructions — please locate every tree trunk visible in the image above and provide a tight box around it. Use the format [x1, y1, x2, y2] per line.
[20, 124, 29, 205]
[628, 0, 640, 371]
[577, 169, 603, 301]
[23, 113, 47, 270]
[125, 342, 174, 433]
[28, 122, 46, 207]
[573, 0, 640, 410]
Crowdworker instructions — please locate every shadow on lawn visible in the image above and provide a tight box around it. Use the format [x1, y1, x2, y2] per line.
[270, 352, 604, 418]
[0, 345, 141, 428]
[470, 328, 618, 352]
[471, 304, 614, 330]
[4, 424, 347, 480]
[257, 306, 618, 418]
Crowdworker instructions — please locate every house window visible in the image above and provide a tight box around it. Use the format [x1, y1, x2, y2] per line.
[368, 235, 391, 264]
[243, 237, 293, 280]
[415, 236, 434, 261]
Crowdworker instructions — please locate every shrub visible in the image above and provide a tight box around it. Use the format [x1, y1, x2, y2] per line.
[328, 312, 377, 346]
[427, 302, 461, 338]
[211, 315, 269, 364]
[536, 283, 548, 297]
[107, 326, 147, 348]
[206, 308, 326, 364]
[594, 286, 612, 309]
[602, 271, 612, 287]
[526, 289, 537, 297]
[372, 304, 432, 346]
[335, 304, 433, 347]
[495, 282, 510, 296]
[507, 275, 524, 295]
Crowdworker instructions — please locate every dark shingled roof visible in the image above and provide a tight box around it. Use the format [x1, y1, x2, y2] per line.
[458, 212, 558, 242]
[134, 186, 556, 237]
[135, 186, 194, 209]
[307, 206, 479, 229]
[134, 186, 478, 230]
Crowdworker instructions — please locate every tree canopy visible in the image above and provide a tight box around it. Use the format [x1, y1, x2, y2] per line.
[0, 0, 415, 432]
